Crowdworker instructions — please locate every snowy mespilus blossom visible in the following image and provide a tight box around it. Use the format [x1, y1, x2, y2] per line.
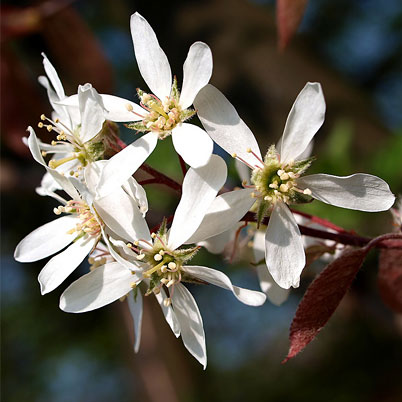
[61, 12, 214, 198]
[59, 155, 266, 368]
[34, 54, 121, 181]
[15, 129, 148, 294]
[194, 82, 395, 289]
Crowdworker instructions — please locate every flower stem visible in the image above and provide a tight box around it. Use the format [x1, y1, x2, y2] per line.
[241, 211, 402, 249]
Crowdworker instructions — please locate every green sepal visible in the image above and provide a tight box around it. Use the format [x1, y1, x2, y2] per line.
[288, 191, 314, 205]
[263, 144, 279, 163]
[180, 273, 209, 285]
[157, 217, 168, 238]
[256, 200, 269, 228]
[84, 140, 105, 162]
[170, 76, 180, 102]
[174, 246, 200, 263]
[181, 109, 196, 122]
[149, 272, 160, 291]
[125, 122, 148, 132]
[292, 156, 315, 175]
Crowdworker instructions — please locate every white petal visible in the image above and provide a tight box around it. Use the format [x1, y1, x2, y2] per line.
[100, 94, 145, 122]
[42, 52, 65, 99]
[127, 290, 143, 353]
[235, 159, 251, 183]
[38, 76, 71, 126]
[27, 128, 81, 201]
[14, 216, 77, 262]
[280, 82, 325, 163]
[183, 265, 266, 306]
[180, 42, 213, 109]
[197, 228, 234, 254]
[155, 287, 181, 337]
[171, 283, 207, 369]
[130, 12, 171, 100]
[95, 189, 151, 244]
[168, 154, 227, 250]
[104, 234, 144, 273]
[186, 188, 254, 244]
[123, 177, 148, 216]
[87, 161, 150, 243]
[60, 262, 134, 312]
[39, 235, 97, 294]
[194, 85, 262, 167]
[265, 202, 305, 289]
[297, 173, 395, 212]
[256, 266, 290, 306]
[96, 132, 158, 198]
[78, 84, 106, 143]
[253, 230, 290, 305]
[171, 123, 213, 168]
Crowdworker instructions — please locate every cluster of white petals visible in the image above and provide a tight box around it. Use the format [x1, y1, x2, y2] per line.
[14, 11, 395, 368]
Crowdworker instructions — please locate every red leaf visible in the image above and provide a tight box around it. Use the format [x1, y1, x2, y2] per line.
[378, 248, 402, 313]
[283, 247, 368, 363]
[276, 0, 308, 50]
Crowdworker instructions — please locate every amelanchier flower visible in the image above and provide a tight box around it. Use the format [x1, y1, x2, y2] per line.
[59, 155, 266, 368]
[76, 11, 214, 198]
[194, 82, 396, 289]
[34, 54, 121, 182]
[15, 129, 148, 295]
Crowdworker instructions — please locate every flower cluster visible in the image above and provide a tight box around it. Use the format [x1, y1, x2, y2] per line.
[14, 12, 395, 368]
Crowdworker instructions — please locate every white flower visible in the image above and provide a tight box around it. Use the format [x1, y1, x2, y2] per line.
[194, 82, 395, 289]
[14, 129, 148, 295]
[64, 12, 214, 198]
[35, 54, 119, 182]
[59, 155, 266, 368]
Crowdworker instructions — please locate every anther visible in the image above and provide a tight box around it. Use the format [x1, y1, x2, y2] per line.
[163, 298, 171, 307]
[303, 188, 312, 195]
[166, 279, 175, 288]
[159, 250, 165, 256]
[40, 114, 46, 121]
[126, 243, 132, 248]
[38, 122, 44, 128]
[130, 282, 137, 289]
[279, 184, 289, 193]
[154, 254, 163, 262]
[168, 262, 176, 270]
[41, 151, 47, 157]
[126, 103, 134, 112]
[151, 233, 156, 239]
[46, 125, 53, 132]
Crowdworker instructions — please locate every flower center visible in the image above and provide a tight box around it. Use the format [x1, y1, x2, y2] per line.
[37, 115, 119, 176]
[54, 200, 103, 238]
[126, 78, 195, 138]
[127, 227, 200, 306]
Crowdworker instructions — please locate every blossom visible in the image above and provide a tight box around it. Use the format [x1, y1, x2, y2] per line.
[59, 155, 266, 368]
[194, 82, 395, 289]
[34, 54, 120, 183]
[14, 129, 148, 294]
[74, 12, 214, 198]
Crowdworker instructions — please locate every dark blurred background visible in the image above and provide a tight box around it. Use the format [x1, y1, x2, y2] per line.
[1, 0, 402, 401]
